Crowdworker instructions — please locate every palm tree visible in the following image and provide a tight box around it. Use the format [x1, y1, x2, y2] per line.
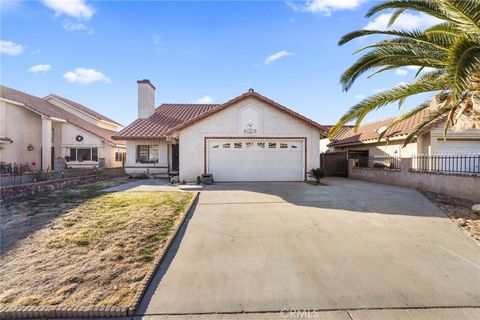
[329, 0, 480, 145]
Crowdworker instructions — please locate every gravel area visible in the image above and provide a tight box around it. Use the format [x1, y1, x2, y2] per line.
[419, 189, 479, 244]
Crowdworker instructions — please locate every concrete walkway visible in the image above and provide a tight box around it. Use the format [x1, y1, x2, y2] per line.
[135, 178, 480, 319]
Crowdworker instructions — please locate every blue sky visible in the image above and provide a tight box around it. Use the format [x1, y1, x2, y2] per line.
[1, 0, 439, 126]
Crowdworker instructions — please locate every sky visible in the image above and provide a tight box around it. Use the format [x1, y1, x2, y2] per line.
[1, 0, 440, 127]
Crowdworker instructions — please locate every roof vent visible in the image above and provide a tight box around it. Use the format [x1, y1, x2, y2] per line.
[376, 126, 388, 134]
[248, 88, 254, 93]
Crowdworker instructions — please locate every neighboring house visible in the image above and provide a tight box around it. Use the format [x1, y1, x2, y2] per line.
[0, 85, 126, 170]
[113, 80, 326, 182]
[319, 125, 354, 153]
[328, 108, 480, 157]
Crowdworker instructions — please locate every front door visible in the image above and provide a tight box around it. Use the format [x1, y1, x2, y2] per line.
[172, 144, 179, 172]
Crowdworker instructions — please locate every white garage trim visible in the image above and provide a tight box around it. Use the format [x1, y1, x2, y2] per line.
[204, 136, 307, 181]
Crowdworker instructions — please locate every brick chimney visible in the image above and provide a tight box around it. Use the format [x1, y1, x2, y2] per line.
[137, 79, 155, 118]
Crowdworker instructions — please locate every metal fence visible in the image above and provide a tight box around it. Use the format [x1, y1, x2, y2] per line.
[412, 154, 480, 174]
[354, 156, 401, 170]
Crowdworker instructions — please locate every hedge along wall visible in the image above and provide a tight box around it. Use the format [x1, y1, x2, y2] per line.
[0, 175, 105, 202]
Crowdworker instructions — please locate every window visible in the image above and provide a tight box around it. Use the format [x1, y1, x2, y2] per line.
[212, 145, 219, 149]
[257, 142, 265, 148]
[268, 142, 276, 148]
[246, 142, 254, 149]
[280, 143, 288, 149]
[234, 142, 242, 149]
[222, 143, 231, 149]
[137, 145, 158, 163]
[68, 148, 98, 162]
[115, 152, 126, 162]
[290, 145, 298, 149]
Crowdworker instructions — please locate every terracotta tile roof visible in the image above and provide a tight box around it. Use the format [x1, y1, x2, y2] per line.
[322, 125, 354, 142]
[46, 94, 123, 126]
[329, 108, 436, 146]
[113, 91, 327, 140]
[113, 103, 221, 140]
[0, 85, 124, 146]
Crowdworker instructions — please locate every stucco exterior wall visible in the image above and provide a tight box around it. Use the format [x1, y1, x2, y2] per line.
[124, 139, 168, 175]
[45, 97, 119, 131]
[335, 139, 419, 157]
[178, 97, 321, 181]
[0, 100, 42, 166]
[348, 158, 480, 202]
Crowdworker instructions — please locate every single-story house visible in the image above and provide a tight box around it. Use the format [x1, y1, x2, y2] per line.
[325, 108, 480, 157]
[0, 85, 126, 171]
[113, 80, 327, 182]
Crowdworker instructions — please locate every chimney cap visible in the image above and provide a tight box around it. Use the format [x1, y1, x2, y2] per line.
[137, 79, 156, 90]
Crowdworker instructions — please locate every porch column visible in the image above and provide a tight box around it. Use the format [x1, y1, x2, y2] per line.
[41, 117, 52, 171]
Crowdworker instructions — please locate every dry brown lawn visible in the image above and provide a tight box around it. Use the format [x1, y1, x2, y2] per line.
[0, 180, 194, 307]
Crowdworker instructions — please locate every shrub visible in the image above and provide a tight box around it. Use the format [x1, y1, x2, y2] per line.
[196, 176, 201, 185]
[308, 168, 326, 185]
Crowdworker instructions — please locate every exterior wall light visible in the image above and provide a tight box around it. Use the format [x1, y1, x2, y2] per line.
[27, 144, 34, 151]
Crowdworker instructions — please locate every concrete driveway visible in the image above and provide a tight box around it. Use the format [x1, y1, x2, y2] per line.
[137, 178, 480, 317]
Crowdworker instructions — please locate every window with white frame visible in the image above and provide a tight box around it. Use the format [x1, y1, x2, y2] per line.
[136, 145, 158, 163]
[69, 147, 98, 162]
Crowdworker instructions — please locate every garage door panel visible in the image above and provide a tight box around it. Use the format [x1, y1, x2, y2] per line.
[207, 140, 303, 181]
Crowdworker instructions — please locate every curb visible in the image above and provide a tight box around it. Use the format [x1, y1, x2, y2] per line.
[0, 192, 200, 319]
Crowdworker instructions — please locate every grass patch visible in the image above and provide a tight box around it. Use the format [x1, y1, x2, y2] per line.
[0, 181, 194, 308]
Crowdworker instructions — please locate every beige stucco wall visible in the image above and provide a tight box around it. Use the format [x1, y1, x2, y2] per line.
[178, 97, 321, 181]
[124, 139, 168, 175]
[45, 97, 119, 131]
[348, 158, 480, 202]
[335, 139, 419, 157]
[0, 100, 42, 167]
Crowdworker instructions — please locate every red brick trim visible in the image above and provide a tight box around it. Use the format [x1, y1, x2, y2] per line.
[164, 92, 327, 137]
[203, 136, 308, 181]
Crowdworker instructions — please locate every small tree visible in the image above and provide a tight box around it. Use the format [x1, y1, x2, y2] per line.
[308, 168, 326, 185]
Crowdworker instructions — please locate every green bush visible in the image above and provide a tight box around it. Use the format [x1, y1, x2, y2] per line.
[308, 168, 326, 185]
[196, 176, 201, 185]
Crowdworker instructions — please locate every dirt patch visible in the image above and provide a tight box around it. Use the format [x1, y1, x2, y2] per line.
[0, 179, 194, 307]
[419, 189, 479, 245]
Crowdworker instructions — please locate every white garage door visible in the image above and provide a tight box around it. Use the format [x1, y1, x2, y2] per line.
[436, 140, 480, 154]
[207, 140, 304, 181]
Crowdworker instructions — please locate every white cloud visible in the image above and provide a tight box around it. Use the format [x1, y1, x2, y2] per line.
[406, 65, 436, 73]
[265, 50, 292, 64]
[29, 64, 52, 73]
[63, 68, 111, 84]
[395, 69, 408, 76]
[42, 0, 94, 20]
[288, 0, 365, 16]
[62, 20, 94, 34]
[365, 12, 441, 30]
[0, 40, 23, 56]
[195, 96, 214, 104]
[354, 94, 366, 100]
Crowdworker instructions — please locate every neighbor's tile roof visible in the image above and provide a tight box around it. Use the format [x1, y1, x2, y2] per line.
[0, 85, 124, 146]
[47, 94, 123, 126]
[323, 125, 354, 142]
[329, 108, 438, 146]
[113, 91, 327, 140]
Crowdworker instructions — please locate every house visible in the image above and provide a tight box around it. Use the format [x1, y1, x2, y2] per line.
[0, 85, 126, 171]
[113, 80, 327, 182]
[326, 108, 480, 157]
[319, 125, 354, 153]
